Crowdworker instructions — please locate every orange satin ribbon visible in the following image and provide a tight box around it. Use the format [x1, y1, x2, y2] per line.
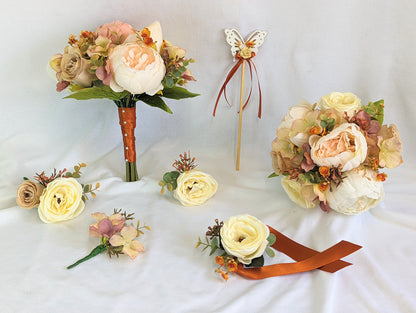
[118, 107, 136, 163]
[213, 53, 262, 118]
[236, 226, 362, 280]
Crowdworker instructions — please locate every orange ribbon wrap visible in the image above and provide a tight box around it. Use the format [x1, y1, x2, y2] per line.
[213, 53, 262, 118]
[118, 107, 136, 163]
[235, 226, 362, 280]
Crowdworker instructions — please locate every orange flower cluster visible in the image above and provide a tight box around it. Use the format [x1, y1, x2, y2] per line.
[215, 256, 238, 281]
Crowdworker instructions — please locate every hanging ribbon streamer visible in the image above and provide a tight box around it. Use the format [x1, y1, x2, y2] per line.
[236, 226, 362, 280]
[213, 54, 262, 118]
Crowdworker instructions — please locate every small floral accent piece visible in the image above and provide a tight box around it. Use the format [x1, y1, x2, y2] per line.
[270, 92, 403, 215]
[67, 209, 150, 269]
[159, 152, 218, 206]
[196, 215, 276, 281]
[16, 163, 99, 223]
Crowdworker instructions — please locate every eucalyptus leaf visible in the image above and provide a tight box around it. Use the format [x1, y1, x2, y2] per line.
[265, 247, 275, 258]
[64, 86, 130, 101]
[267, 233, 276, 246]
[162, 171, 180, 190]
[161, 86, 200, 100]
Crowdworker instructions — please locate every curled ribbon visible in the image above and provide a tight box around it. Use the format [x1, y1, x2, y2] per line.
[236, 226, 362, 279]
[213, 53, 262, 118]
[118, 107, 137, 163]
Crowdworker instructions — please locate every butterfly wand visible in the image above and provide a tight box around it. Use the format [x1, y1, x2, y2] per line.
[213, 29, 267, 170]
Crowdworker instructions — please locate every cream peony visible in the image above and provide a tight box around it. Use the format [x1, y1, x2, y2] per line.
[310, 123, 367, 172]
[173, 170, 218, 206]
[220, 214, 270, 265]
[281, 177, 318, 209]
[38, 177, 85, 223]
[325, 168, 384, 215]
[318, 92, 361, 117]
[16, 181, 45, 210]
[108, 42, 165, 95]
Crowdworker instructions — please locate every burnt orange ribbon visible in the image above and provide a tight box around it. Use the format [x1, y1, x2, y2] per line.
[118, 107, 136, 163]
[236, 226, 362, 279]
[213, 53, 262, 118]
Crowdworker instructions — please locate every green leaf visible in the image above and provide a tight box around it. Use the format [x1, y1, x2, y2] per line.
[72, 173, 81, 179]
[137, 94, 173, 114]
[363, 99, 384, 125]
[65, 172, 73, 177]
[247, 256, 264, 268]
[23, 177, 29, 181]
[268, 172, 278, 178]
[164, 76, 174, 88]
[162, 171, 180, 190]
[161, 86, 200, 100]
[266, 247, 275, 258]
[267, 233, 276, 246]
[209, 237, 219, 256]
[64, 86, 130, 101]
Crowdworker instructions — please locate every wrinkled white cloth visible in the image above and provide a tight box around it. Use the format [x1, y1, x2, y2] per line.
[1, 0, 415, 312]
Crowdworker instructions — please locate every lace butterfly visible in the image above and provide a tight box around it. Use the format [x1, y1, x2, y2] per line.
[224, 29, 267, 60]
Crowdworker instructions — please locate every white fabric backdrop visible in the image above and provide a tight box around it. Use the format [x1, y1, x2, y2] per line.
[1, 0, 415, 312]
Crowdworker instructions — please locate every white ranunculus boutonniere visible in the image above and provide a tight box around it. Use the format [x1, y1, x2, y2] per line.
[159, 152, 218, 206]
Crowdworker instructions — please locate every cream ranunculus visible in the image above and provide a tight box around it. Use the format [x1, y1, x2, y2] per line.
[16, 181, 45, 210]
[281, 177, 318, 209]
[51, 46, 94, 87]
[108, 42, 166, 95]
[325, 168, 384, 215]
[173, 170, 218, 206]
[318, 92, 361, 117]
[310, 123, 367, 172]
[38, 177, 85, 223]
[220, 214, 270, 265]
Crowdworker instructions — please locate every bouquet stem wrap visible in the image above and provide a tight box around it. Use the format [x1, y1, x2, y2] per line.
[235, 226, 362, 279]
[118, 107, 139, 182]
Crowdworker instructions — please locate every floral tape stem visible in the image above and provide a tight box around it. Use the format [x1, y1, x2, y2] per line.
[67, 244, 107, 269]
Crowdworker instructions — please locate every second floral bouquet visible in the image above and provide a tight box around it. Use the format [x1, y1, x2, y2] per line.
[271, 92, 403, 215]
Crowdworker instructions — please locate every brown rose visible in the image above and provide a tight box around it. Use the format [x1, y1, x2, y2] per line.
[16, 181, 45, 209]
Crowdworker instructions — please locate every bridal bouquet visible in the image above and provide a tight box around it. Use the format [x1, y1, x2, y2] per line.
[49, 20, 198, 181]
[270, 92, 403, 215]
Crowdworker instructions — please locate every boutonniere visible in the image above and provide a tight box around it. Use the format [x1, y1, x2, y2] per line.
[16, 163, 99, 223]
[159, 152, 218, 206]
[67, 209, 150, 269]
